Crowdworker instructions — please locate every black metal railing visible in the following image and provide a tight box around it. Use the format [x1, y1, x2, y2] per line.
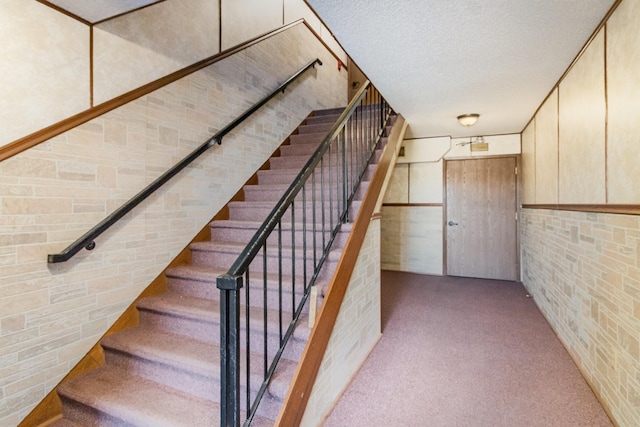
[47, 58, 322, 264]
[216, 81, 391, 426]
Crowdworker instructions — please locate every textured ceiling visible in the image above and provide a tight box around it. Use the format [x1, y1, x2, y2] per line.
[43, 0, 164, 23]
[306, 0, 615, 138]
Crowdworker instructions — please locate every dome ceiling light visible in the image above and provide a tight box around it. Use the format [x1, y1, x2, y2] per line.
[457, 113, 480, 127]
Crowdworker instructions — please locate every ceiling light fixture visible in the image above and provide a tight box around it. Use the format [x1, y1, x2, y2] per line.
[457, 113, 480, 127]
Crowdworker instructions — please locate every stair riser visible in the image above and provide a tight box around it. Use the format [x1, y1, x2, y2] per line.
[60, 398, 126, 427]
[242, 184, 345, 203]
[304, 115, 340, 126]
[228, 203, 359, 223]
[211, 225, 343, 248]
[190, 247, 339, 280]
[288, 133, 326, 145]
[267, 147, 382, 172]
[60, 367, 280, 424]
[137, 309, 308, 361]
[167, 277, 307, 309]
[103, 349, 218, 401]
[296, 122, 334, 134]
[257, 166, 375, 185]
[279, 143, 323, 157]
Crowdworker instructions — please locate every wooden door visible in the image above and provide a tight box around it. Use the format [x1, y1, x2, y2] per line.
[445, 157, 518, 281]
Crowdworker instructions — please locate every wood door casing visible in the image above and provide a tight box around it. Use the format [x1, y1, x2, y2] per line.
[445, 157, 518, 281]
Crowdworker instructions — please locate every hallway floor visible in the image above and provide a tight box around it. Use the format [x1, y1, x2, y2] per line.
[323, 271, 613, 427]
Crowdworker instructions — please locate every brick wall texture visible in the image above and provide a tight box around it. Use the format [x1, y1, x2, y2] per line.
[0, 23, 346, 425]
[301, 219, 382, 425]
[521, 208, 640, 426]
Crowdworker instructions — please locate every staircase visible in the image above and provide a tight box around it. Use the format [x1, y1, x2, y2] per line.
[49, 107, 392, 427]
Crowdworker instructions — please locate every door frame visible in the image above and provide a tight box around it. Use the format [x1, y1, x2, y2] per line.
[443, 154, 522, 281]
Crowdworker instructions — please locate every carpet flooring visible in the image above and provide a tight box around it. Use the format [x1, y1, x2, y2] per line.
[323, 271, 613, 427]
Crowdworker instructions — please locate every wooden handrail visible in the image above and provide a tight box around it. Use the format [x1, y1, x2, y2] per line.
[0, 19, 346, 163]
[275, 115, 407, 426]
[521, 204, 640, 216]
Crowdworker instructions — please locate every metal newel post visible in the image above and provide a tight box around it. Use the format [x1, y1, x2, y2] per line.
[217, 273, 244, 427]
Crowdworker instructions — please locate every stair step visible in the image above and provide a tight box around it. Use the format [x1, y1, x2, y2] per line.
[313, 107, 344, 116]
[102, 328, 219, 400]
[58, 365, 220, 427]
[48, 418, 83, 427]
[210, 217, 348, 248]
[101, 327, 299, 405]
[136, 293, 312, 361]
[189, 239, 342, 278]
[279, 141, 323, 157]
[257, 163, 377, 185]
[289, 132, 327, 145]
[304, 113, 341, 126]
[166, 263, 317, 307]
[296, 122, 334, 134]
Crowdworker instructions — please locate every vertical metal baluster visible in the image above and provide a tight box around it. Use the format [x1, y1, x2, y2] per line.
[329, 142, 334, 238]
[321, 156, 326, 254]
[278, 221, 283, 343]
[302, 184, 308, 292]
[245, 269, 250, 420]
[312, 166, 317, 272]
[290, 205, 296, 317]
[352, 114, 356, 202]
[262, 244, 268, 382]
[342, 127, 348, 223]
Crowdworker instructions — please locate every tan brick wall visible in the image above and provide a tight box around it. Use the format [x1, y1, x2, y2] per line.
[0, 24, 347, 425]
[301, 219, 381, 426]
[521, 208, 640, 426]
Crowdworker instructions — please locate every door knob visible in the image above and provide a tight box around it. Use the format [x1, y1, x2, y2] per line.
[448, 221, 458, 226]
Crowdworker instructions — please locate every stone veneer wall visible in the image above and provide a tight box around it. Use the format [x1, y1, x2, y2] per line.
[0, 24, 346, 425]
[300, 218, 382, 425]
[521, 209, 640, 426]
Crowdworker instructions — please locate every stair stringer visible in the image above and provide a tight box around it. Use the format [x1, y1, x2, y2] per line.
[276, 115, 407, 426]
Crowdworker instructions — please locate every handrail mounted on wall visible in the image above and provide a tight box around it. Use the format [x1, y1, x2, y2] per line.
[47, 58, 322, 263]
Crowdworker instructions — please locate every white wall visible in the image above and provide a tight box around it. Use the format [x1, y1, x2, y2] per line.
[0, 0, 346, 150]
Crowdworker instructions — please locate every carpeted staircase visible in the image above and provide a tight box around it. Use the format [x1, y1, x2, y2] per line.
[50, 107, 389, 427]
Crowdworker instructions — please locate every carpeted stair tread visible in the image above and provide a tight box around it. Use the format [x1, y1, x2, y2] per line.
[137, 293, 219, 322]
[279, 141, 325, 157]
[297, 122, 335, 134]
[58, 365, 219, 427]
[304, 114, 341, 125]
[138, 292, 312, 342]
[167, 263, 316, 292]
[211, 218, 342, 232]
[190, 239, 344, 262]
[288, 132, 328, 145]
[48, 418, 83, 427]
[269, 154, 320, 169]
[101, 327, 217, 376]
[313, 107, 344, 115]
[165, 263, 226, 283]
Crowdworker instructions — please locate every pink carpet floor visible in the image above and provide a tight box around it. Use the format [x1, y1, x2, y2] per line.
[323, 271, 613, 427]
